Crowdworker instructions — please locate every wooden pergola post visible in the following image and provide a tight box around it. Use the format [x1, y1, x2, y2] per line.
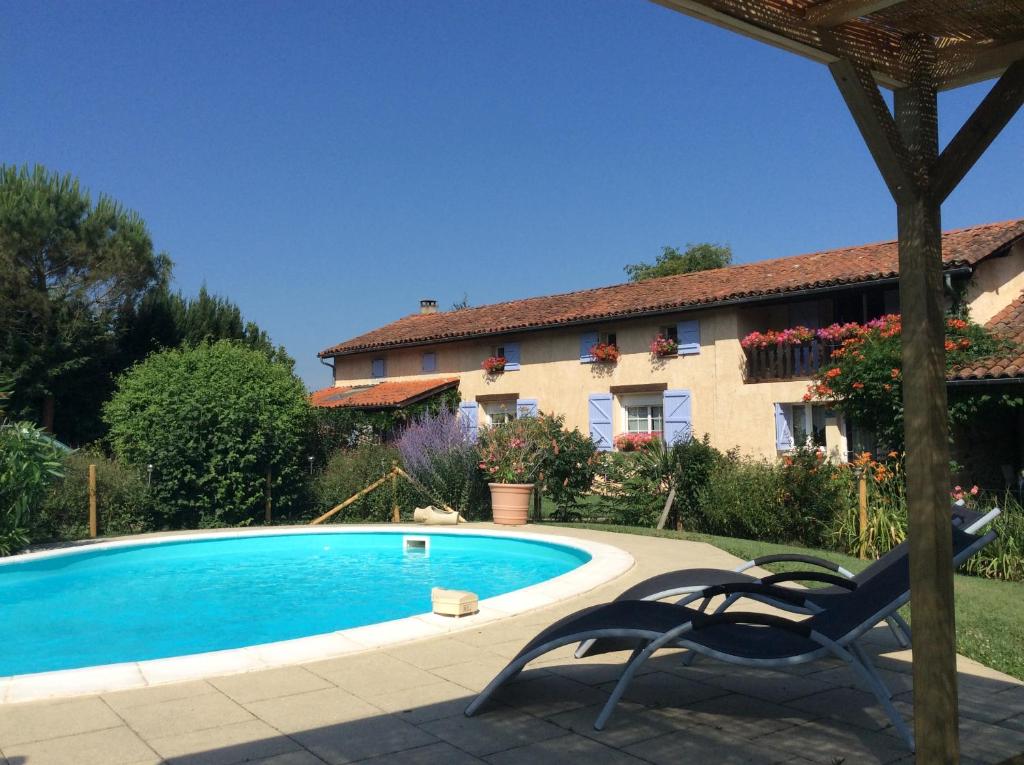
[829, 49, 1024, 760]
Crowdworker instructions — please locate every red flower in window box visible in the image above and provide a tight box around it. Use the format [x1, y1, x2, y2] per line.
[613, 432, 660, 452]
[481, 356, 507, 374]
[590, 342, 620, 363]
[649, 334, 678, 358]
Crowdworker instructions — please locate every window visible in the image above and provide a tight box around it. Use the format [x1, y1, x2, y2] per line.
[620, 394, 664, 435]
[601, 332, 617, 347]
[659, 325, 678, 342]
[494, 342, 521, 371]
[421, 352, 436, 372]
[371, 358, 386, 378]
[626, 404, 663, 434]
[484, 400, 517, 426]
[777, 402, 827, 450]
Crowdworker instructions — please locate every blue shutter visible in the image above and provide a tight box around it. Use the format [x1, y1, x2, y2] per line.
[588, 393, 613, 451]
[421, 352, 436, 372]
[663, 389, 693, 445]
[580, 331, 599, 363]
[503, 342, 521, 371]
[516, 398, 538, 418]
[371, 358, 385, 378]
[458, 401, 479, 442]
[774, 403, 794, 451]
[677, 320, 700, 355]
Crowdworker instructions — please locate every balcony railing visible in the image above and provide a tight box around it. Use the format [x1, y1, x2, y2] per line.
[744, 341, 838, 382]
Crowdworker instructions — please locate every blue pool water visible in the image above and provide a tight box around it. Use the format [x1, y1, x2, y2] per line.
[0, 532, 589, 676]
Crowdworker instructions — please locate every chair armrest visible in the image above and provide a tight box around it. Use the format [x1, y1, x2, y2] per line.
[690, 610, 813, 638]
[697, 581, 809, 608]
[760, 571, 858, 590]
[750, 553, 842, 572]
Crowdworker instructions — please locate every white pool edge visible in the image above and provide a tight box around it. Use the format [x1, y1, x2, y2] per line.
[0, 525, 634, 704]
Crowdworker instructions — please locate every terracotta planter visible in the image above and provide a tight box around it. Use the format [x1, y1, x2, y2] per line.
[488, 483, 534, 525]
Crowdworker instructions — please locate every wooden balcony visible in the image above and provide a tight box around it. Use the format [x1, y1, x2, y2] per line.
[744, 341, 837, 382]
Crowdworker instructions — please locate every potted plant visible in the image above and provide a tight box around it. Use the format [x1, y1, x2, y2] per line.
[481, 355, 507, 374]
[477, 417, 546, 525]
[590, 342, 620, 363]
[649, 334, 678, 358]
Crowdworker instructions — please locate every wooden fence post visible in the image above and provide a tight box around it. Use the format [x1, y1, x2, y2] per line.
[858, 470, 869, 559]
[391, 464, 400, 523]
[265, 468, 272, 525]
[88, 463, 98, 538]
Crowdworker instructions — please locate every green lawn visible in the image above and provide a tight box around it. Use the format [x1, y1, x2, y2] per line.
[547, 522, 1024, 681]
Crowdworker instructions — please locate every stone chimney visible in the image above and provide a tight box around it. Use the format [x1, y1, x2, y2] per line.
[419, 299, 438, 315]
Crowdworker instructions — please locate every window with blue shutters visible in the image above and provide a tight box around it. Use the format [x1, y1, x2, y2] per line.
[774, 403, 794, 451]
[421, 352, 436, 372]
[499, 342, 521, 371]
[371, 358, 386, 378]
[580, 331, 599, 363]
[677, 320, 700, 355]
[663, 390, 693, 445]
[516, 398, 538, 418]
[458, 401, 479, 442]
[588, 393, 613, 451]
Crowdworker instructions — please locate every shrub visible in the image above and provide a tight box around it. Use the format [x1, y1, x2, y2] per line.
[104, 341, 310, 528]
[395, 409, 489, 519]
[962, 493, 1024, 581]
[0, 421, 65, 554]
[807, 314, 1010, 449]
[534, 413, 597, 520]
[594, 448, 667, 527]
[310, 443, 425, 522]
[671, 435, 722, 528]
[694, 451, 789, 540]
[35, 450, 155, 541]
[477, 417, 549, 484]
[692, 447, 849, 545]
[831, 452, 907, 557]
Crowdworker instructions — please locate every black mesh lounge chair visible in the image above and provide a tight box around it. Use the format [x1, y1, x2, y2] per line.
[575, 503, 999, 654]
[465, 525, 997, 751]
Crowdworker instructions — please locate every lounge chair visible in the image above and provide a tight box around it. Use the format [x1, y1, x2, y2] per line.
[576, 503, 999, 654]
[465, 524, 997, 751]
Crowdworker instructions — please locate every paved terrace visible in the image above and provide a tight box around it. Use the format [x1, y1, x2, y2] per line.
[1, 525, 1021, 765]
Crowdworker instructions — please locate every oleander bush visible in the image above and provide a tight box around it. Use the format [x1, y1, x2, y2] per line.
[0, 374, 65, 554]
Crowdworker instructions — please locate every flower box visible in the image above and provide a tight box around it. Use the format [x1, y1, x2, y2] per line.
[614, 432, 660, 452]
[589, 342, 620, 363]
[649, 334, 678, 357]
[481, 355, 507, 374]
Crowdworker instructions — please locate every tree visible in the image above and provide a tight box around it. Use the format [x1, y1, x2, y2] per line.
[0, 165, 166, 435]
[104, 341, 310, 528]
[624, 243, 732, 282]
[123, 285, 293, 369]
[806, 314, 1010, 450]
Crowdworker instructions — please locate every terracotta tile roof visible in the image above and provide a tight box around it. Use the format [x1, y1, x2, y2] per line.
[950, 294, 1024, 382]
[320, 219, 1024, 358]
[309, 377, 459, 409]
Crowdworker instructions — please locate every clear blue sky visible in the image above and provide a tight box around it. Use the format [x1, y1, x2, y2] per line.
[4, 1, 1021, 388]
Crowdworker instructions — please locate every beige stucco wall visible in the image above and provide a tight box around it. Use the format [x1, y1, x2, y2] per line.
[965, 241, 1024, 325]
[330, 307, 829, 460]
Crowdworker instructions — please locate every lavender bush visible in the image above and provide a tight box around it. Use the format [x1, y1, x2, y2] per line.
[396, 408, 490, 519]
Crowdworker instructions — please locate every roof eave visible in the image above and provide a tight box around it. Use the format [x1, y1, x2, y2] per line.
[320, 267, 975, 358]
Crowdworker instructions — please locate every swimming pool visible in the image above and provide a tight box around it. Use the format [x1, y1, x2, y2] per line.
[0, 528, 622, 684]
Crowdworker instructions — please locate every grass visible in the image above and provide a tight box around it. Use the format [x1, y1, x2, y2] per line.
[545, 522, 1024, 681]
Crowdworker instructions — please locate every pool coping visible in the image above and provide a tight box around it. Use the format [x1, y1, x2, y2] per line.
[0, 525, 634, 704]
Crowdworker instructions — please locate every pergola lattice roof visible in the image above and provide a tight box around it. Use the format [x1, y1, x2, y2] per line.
[652, 0, 1024, 90]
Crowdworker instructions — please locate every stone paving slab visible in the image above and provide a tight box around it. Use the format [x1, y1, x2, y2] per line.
[1, 524, 1022, 764]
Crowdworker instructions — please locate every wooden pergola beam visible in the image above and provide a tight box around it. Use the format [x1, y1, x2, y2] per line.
[932, 58, 1024, 202]
[828, 58, 914, 200]
[804, 0, 908, 29]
